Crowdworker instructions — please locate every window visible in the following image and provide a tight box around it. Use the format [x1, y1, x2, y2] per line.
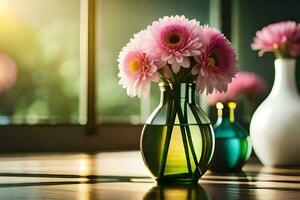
[0, 0, 212, 151]
[0, 0, 81, 124]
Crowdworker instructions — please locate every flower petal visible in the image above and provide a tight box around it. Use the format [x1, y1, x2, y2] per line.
[181, 57, 190, 68]
[172, 62, 181, 73]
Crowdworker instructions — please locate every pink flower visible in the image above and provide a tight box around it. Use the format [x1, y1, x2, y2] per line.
[144, 15, 204, 73]
[0, 53, 17, 92]
[118, 32, 160, 98]
[207, 72, 267, 105]
[192, 26, 237, 94]
[251, 21, 300, 57]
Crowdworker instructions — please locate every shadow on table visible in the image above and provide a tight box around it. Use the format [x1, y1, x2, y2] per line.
[0, 173, 152, 187]
[143, 184, 210, 200]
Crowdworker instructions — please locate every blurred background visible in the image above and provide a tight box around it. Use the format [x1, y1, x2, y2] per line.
[0, 0, 299, 152]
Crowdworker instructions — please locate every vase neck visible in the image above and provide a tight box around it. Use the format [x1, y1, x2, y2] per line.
[159, 83, 196, 104]
[270, 59, 298, 98]
[146, 82, 210, 125]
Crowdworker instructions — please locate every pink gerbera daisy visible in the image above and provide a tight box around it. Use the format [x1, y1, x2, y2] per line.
[207, 71, 267, 105]
[0, 53, 17, 93]
[118, 32, 160, 97]
[144, 15, 204, 73]
[251, 21, 300, 57]
[192, 26, 237, 94]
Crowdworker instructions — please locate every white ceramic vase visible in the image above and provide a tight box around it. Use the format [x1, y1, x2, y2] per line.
[250, 58, 300, 166]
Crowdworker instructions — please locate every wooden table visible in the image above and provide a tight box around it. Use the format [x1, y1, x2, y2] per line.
[0, 151, 299, 199]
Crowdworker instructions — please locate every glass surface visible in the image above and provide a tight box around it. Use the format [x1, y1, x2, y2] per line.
[0, 0, 80, 124]
[95, 0, 209, 123]
[209, 117, 252, 172]
[142, 124, 214, 184]
[140, 83, 214, 184]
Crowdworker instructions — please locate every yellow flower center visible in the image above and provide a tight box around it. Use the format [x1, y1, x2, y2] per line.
[208, 57, 216, 68]
[273, 43, 279, 50]
[129, 59, 140, 72]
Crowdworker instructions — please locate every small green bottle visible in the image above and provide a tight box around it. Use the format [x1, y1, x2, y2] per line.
[209, 102, 252, 172]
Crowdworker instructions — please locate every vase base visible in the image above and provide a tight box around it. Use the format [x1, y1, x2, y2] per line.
[156, 173, 199, 185]
[156, 179, 199, 186]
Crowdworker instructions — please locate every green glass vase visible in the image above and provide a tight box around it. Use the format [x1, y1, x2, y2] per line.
[209, 102, 252, 172]
[141, 83, 215, 185]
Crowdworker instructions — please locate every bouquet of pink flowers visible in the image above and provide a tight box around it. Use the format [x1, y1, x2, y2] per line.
[118, 15, 238, 97]
[251, 21, 300, 58]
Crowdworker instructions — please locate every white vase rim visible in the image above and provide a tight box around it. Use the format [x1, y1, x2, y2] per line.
[274, 58, 296, 61]
[274, 58, 296, 66]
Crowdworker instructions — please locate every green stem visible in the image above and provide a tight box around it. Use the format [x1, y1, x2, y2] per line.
[190, 106, 209, 171]
[183, 104, 202, 175]
[158, 84, 200, 177]
[170, 91, 194, 175]
[176, 105, 193, 174]
[184, 83, 202, 174]
[158, 99, 176, 177]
